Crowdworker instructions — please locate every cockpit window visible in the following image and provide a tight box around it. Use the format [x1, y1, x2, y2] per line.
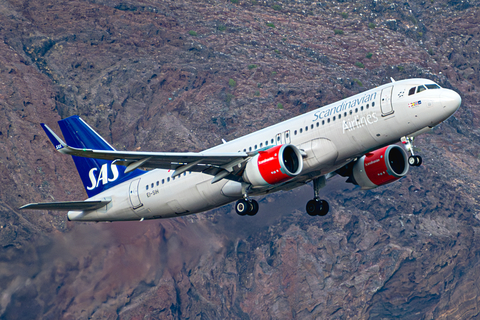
[417, 85, 427, 93]
[425, 84, 441, 89]
[408, 87, 416, 96]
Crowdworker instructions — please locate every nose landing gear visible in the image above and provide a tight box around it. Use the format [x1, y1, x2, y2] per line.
[402, 136, 422, 167]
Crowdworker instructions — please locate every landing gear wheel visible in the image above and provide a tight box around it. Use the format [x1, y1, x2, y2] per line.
[235, 199, 249, 216]
[306, 199, 330, 216]
[408, 155, 422, 167]
[408, 156, 416, 166]
[247, 200, 259, 216]
[414, 155, 422, 166]
[317, 200, 329, 216]
[306, 200, 318, 216]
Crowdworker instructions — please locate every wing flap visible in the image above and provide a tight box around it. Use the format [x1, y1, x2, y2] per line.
[19, 200, 111, 211]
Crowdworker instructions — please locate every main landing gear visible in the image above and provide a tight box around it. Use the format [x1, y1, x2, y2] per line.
[306, 176, 329, 216]
[235, 184, 259, 216]
[401, 136, 422, 167]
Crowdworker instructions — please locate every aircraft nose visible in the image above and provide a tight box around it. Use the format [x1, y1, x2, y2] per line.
[441, 89, 461, 114]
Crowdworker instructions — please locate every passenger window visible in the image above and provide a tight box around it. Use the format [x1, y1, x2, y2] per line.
[333, 116, 336, 121]
[355, 108, 358, 113]
[417, 85, 426, 93]
[243, 149, 246, 152]
[300, 128, 303, 133]
[254, 145, 257, 150]
[286, 132, 289, 138]
[322, 120, 325, 125]
[349, 110, 353, 115]
[146, 185, 149, 190]
[156, 181, 159, 186]
[271, 139, 274, 144]
[327, 118, 330, 123]
[167, 177, 170, 182]
[162, 179, 165, 184]
[310, 124, 314, 129]
[260, 143, 263, 148]
[151, 183, 154, 188]
[338, 114, 341, 119]
[344, 112, 347, 117]
[372, 102, 375, 107]
[316, 122, 319, 127]
[408, 87, 416, 95]
[266, 141, 269, 145]
[361, 106, 364, 111]
[305, 126, 308, 131]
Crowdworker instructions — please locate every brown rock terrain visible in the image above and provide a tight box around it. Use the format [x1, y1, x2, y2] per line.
[1, 0, 480, 318]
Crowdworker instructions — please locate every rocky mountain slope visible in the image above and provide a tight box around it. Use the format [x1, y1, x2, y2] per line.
[1, 0, 480, 318]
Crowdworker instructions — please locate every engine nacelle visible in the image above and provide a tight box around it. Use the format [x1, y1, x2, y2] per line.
[243, 144, 303, 187]
[351, 145, 409, 189]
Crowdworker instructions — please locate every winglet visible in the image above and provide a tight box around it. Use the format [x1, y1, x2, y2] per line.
[41, 123, 68, 152]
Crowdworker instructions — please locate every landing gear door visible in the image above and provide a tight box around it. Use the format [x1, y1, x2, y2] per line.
[380, 86, 394, 116]
[129, 178, 143, 209]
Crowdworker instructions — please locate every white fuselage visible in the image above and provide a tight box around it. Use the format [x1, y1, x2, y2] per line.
[68, 78, 461, 221]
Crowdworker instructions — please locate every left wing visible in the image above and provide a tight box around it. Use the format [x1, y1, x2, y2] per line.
[42, 123, 251, 183]
[19, 200, 111, 211]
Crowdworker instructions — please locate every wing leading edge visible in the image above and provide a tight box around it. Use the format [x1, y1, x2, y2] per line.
[41, 123, 251, 183]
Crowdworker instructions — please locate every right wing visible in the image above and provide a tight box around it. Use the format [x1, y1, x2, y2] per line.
[41, 123, 251, 183]
[19, 200, 111, 211]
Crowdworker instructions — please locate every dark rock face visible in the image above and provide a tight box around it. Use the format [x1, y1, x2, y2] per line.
[1, 0, 480, 318]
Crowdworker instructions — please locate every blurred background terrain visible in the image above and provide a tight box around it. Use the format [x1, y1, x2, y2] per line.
[0, 0, 480, 318]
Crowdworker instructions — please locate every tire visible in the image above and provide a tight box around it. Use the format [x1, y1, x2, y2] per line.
[408, 156, 417, 166]
[306, 200, 318, 216]
[235, 199, 249, 216]
[317, 200, 329, 216]
[247, 200, 259, 216]
[415, 155, 423, 166]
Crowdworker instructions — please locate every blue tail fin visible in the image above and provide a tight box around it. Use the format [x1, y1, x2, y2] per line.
[58, 116, 145, 198]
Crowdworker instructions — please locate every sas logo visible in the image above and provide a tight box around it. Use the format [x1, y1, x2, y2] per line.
[408, 100, 422, 108]
[87, 163, 119, 190]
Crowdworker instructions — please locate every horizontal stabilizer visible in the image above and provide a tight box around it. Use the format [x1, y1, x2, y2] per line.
[19, 200, 111, 211]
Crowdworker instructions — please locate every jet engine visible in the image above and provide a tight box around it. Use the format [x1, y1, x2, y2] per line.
[243, 144, 303, 187]
[347, 145, 409, 189]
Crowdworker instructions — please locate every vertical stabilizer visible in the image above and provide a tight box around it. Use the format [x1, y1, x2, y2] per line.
[57, 116, 145, 197]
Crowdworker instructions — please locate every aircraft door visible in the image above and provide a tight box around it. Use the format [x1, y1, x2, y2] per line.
[284, 130, 291, 144]
[275, 131, 290, 145]
[128, 178, 143, 209]
[380, 86, 394, 116]
[275, 133, 283, 145]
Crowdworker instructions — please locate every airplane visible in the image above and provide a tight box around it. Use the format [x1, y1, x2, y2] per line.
[20, 78, 461, 222]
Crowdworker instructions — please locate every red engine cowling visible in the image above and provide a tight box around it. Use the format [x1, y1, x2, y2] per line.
[352, 145, 409, 189]
[243, 144, 303, 186]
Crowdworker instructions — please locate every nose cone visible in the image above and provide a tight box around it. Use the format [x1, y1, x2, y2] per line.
[441, 89, 461, 115]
